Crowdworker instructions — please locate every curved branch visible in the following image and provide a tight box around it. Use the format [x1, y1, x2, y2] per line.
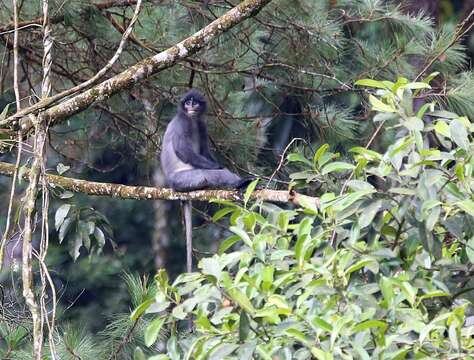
[0, 161, 319, 207]
[1, 0, 273, 132]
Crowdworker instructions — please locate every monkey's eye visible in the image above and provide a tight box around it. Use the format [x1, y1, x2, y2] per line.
[185, 98, 195, 106]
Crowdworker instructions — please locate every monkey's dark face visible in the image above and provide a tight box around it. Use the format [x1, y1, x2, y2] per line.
[183, 97, 204, 118]
[180, 90, 207, 119]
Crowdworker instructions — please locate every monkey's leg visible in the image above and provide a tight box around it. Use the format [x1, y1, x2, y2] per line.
[169, 169, 208, 191]
[170, 169, 242, 191]
[197, 168, 243, 188]
[183, 200, 193, 273]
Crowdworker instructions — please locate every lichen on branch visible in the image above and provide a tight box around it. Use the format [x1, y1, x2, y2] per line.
[0, 160, 319, 208]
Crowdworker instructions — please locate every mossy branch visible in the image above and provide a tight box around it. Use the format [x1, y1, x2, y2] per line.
[0, 161, 319, 207]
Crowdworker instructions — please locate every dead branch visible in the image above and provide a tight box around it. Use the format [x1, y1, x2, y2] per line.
[0, 160, 319, 208]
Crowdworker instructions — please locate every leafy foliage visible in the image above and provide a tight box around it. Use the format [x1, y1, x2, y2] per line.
[133, 78, 474, 359]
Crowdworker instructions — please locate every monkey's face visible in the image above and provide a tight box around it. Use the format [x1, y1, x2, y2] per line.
[180, 89, 207, 119]
[183, 97, 205, 119]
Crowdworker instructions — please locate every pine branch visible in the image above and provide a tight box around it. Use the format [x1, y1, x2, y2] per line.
[0, 0, 141, 35]
[0, 161, 319, 207]
[0, 0, 273, 146]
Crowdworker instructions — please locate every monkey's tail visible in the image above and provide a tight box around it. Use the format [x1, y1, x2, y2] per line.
[183, 200, 193, 273]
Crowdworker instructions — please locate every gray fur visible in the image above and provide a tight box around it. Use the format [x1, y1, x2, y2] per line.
[161, 89, 244, 191]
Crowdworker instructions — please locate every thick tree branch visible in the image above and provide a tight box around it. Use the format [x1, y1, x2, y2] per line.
[0, 161, 319, 207]
[1, 0, 273, 134]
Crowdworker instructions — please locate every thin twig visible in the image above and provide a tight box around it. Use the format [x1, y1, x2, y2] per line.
[108, 317, 140, 360]
[266, 137, 305, 188]
[0, 134, 22, 269]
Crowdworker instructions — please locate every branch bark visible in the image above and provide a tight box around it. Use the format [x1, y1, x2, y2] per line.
[0, 0, 273, 134]
[0, 160, 319, 208]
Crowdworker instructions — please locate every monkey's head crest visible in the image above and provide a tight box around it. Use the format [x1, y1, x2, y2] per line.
[180, 89, 207, 117]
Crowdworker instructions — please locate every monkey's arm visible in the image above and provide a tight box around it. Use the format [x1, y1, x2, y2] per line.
[198, 121, 219, 163]
[174, 135, 222, 169]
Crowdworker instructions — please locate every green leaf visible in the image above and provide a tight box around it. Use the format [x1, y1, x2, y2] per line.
[466, 237, 474, 263]
[416, 102, 434, 119]
[419, 291, 450, 301]
[78, 221, 91, 251]
[403, 117, 424, 131]
[267, 294, 290, 309]
[311, 347, 334, 360]
[450, 119, 469, 150]
[355, 79, 389, 89]
[298, 195, 318, 214]
[312, 317, 333, 332]
[353, 320, 387, 332]
[400, 282, 417, 306]
[261, 265, 274, 292]
[347, 180, 375, 191]
[229, 226, 252, 247]
[55, 204, 71, 231]
[349, 147, 382, 160]
[401, 82, 431, 90]
[359, 200, 382, 228]
[287, 153, 312, 166]
[428, 110, 459, 119]
[212, 207, 235, 222]
[345, 259, 374, 275]
[56, 163, 70, 175]
[149, 356, 170, 360]
[388, 187, 416, 195]
[59, 218, 73, 244]
[244, 179, 259, 208]
[379, 277, 394, 307]
[239, 311, 250, 342]
[94, 227, 106, 248]
[313, 144, 330, 165]
[321, 161, 355, 175]
[144, 316, 166, 347]
[295, 223, 313, 268]
[456, 199, 474, 217]
[70, 232, 83, 261]
[369, 95, 396, 113]
[332, 190, 374, 212]
[421, 72, 439, 85]
[0, 104, 10, 121]
[226, 287, 255, 314]
[133, 347, 146, 360]
[130, 299, 154, 321]
[59, 191, 74, 199]
[218, 235, 240, 254]
[434, 120, 450, 138]
[200, 257, 222, 281]
[167, 336, 181, 360]
[208, 343, 239, 360]
[285, 328, 310, 345]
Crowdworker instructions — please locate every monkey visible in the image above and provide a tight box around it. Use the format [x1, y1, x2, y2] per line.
[160, 89, 251, 272]
[160, 89, 248, 191]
